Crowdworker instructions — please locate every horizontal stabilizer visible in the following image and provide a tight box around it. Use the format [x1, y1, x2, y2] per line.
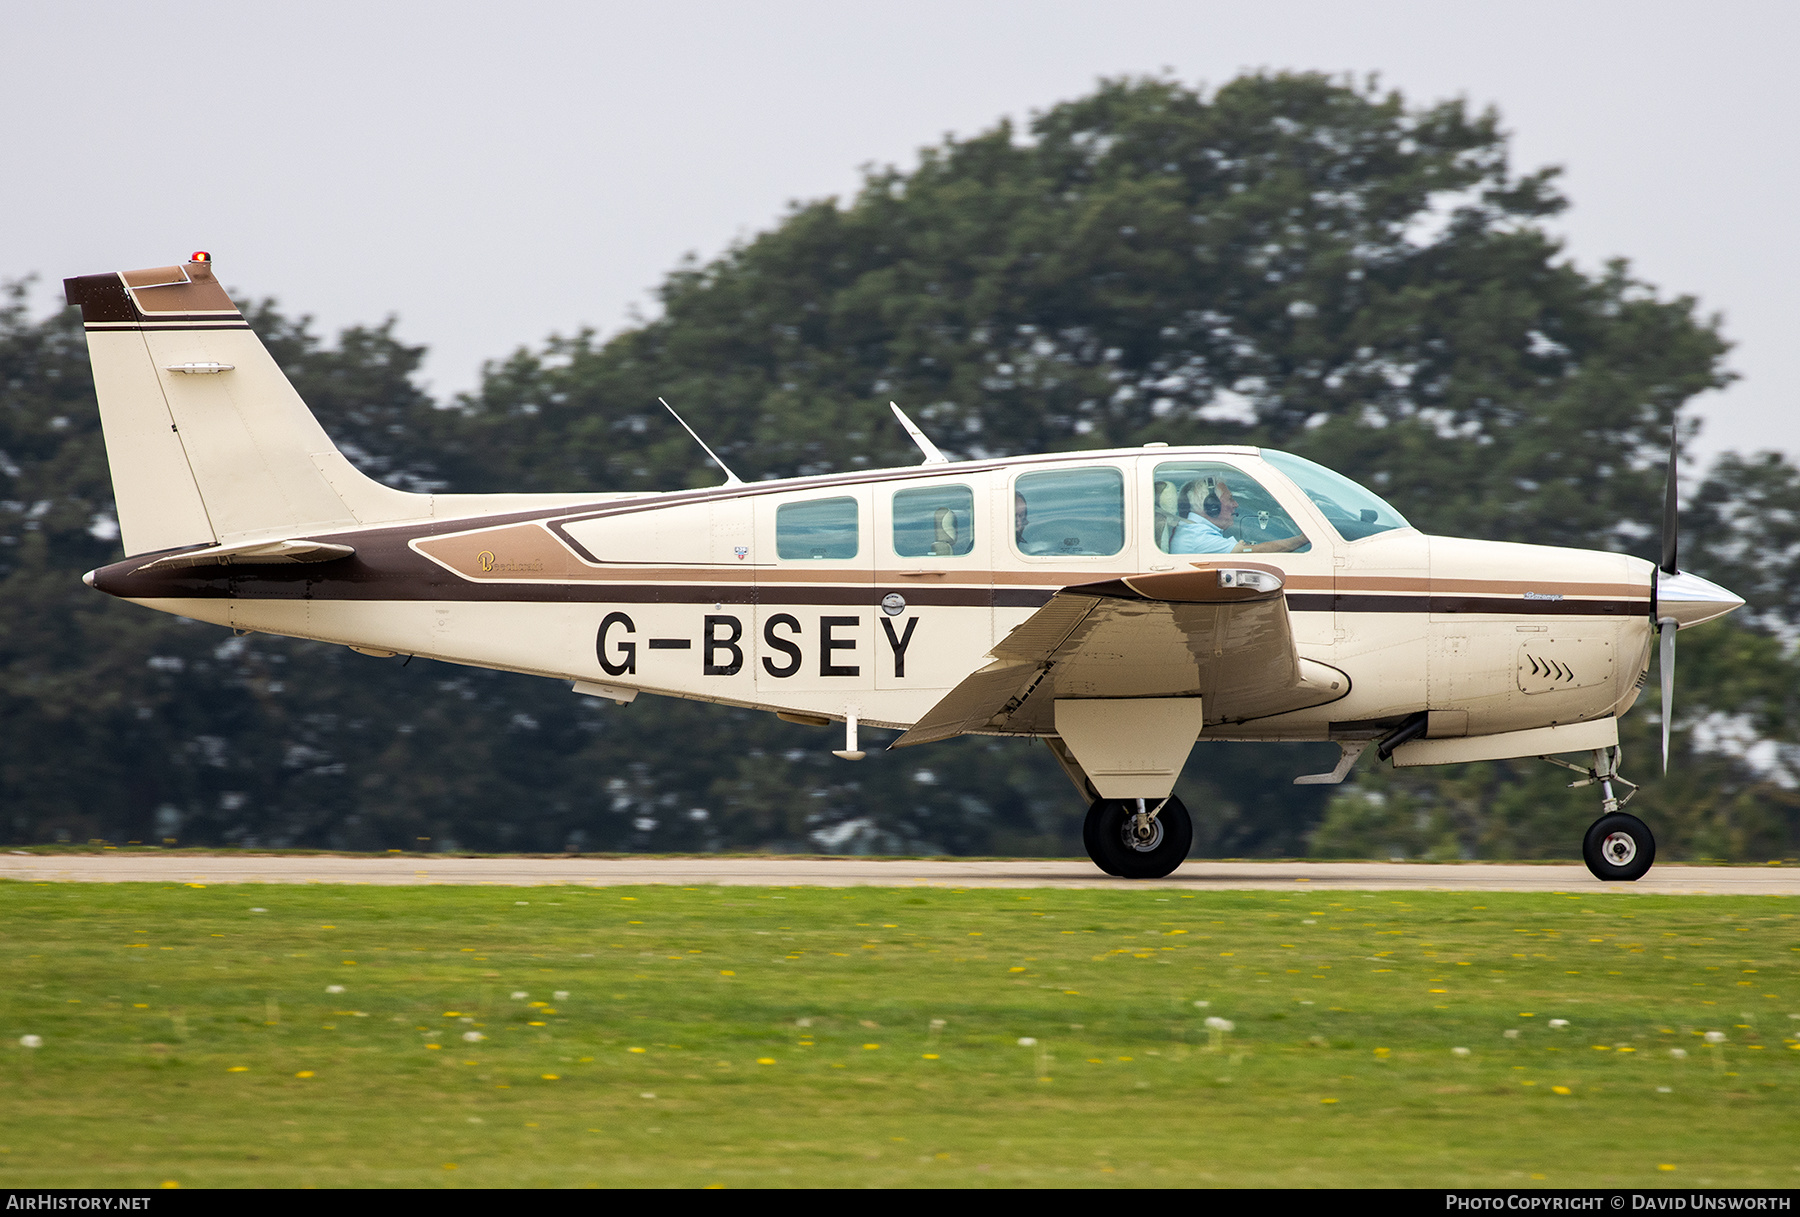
[133, 538, 355, 572]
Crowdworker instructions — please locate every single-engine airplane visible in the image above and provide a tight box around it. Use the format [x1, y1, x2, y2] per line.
[67, 256, 1745, 880]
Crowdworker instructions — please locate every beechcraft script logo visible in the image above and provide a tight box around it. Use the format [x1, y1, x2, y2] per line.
[473, 549, 545, 575]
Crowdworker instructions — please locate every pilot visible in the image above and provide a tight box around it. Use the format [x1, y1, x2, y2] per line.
[1169, 477, 1307, 554]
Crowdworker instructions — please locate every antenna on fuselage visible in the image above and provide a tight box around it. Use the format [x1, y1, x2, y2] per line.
[659, 397, 743, 487]
[890, 401, 949, 465]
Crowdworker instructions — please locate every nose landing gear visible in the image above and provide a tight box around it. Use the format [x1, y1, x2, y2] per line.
[1082, 796, 1193, 879]
[1542, 746, 1655, 882]
[1582, 812, 1656, 882]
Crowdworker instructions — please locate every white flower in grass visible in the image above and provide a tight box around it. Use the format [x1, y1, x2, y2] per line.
[19, 1035, 41, 1049]
[1205, 1017, 1234, 1032]
[553, 991, 569, 1001]
[511, 992, 528, 1000]
[1670, 1048, 1688, 1059]
[1548, 1019, 1569, 1028]
[1704, 1031, 1726, 1044]
[1504, 1029, 1521, 1039]
[1453, 1047, 1471, 1057]
[325, 985, 346, 995]
[462, 1031, 484, 1043]
[1193, 1000, 1210, 1009]
[1016, 1037, 1037, 1047]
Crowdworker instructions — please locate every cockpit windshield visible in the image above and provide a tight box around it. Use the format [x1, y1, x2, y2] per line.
[1260, 450, 1410, 542]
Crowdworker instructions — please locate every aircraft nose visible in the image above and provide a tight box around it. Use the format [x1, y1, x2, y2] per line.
[1656, 568, 1745, 629]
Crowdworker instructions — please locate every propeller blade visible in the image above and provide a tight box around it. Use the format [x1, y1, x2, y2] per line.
[1661, 423, 1679, 575]
[1659, 617, 1677, 772]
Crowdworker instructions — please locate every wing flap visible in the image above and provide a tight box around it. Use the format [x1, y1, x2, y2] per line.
[892, 660, 1044, 747]
[894, 563, 1346, 747]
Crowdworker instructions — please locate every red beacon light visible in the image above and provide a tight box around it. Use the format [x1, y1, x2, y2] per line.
[190, 251, 211, 263]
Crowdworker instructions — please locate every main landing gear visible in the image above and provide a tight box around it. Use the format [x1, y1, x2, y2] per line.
[1543, 746, 1655, 882]
[1083, 796, 1193, 879]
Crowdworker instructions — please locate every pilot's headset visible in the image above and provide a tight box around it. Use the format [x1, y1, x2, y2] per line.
[1202, 477, 1222, 517]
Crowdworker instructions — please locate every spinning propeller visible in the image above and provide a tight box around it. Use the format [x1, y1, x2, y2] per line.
[1653, 423, 1746, 772]
[1658, 428, 1680, 773]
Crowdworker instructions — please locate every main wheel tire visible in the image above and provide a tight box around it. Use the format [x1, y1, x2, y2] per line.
[1082, 800, 1120, 875]
[1582, 812, 1656, 882]
[1089, 796, 1193, 880]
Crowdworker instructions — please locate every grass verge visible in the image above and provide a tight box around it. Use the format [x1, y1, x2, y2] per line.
[0, 881, 1795, 1187]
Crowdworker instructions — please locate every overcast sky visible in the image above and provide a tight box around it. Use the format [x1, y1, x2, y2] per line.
[5, 1, 1794, 468]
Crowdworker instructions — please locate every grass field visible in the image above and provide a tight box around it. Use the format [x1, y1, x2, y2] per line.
[0, 880, 1795, 1188]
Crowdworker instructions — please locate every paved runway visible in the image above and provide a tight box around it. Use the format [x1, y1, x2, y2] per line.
[2, 854, 1797, 894]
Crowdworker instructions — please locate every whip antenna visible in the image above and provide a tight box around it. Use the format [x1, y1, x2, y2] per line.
[659, 397, 743, 486]
[890, 401, 949, 465]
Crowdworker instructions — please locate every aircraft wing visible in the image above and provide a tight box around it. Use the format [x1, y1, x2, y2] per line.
[891, 562, 1346, 747]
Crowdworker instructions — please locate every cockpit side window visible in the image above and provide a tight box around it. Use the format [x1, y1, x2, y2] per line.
[1152, 462, 1311, 555]
[1260, 449, 1409, 541]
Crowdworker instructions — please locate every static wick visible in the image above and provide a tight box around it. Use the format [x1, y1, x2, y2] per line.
[659, 398, 743, 486]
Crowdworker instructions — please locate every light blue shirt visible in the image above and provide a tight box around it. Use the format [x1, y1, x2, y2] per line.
[1168, 513, 1236, 554]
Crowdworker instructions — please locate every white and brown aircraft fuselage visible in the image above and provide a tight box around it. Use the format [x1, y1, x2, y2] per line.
[67, 257, 1744, 879]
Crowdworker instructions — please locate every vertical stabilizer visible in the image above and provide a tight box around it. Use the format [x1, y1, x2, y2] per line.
[65, 256, 428, 557]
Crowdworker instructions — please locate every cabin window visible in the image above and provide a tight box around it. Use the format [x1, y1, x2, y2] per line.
[1260, 449, 1409, 541]
[1152, 461, 1311, 555]
[892, 484, 975, 557]
[1014, 467, 1124, 557]
[776, 496, 860, 559]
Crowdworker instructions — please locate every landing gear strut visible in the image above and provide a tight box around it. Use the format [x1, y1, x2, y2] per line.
[1082, 796, 1193, 879]
[1542, 746, 1655, 882]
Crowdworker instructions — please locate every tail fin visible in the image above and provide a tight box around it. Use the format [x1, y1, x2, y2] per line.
[65, 255, 427, 557]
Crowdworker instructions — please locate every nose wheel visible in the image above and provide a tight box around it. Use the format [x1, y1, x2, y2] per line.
[1582, 812, 1656, 882]
[1542, 745, 1655, 882]
[1082, 796, 1193, 879]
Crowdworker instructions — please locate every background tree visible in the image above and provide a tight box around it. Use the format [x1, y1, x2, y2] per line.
[2, 72, 1793, 857]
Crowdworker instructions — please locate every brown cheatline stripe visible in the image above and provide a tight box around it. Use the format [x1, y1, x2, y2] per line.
[84, 321, 251, 331]
[414, 541, 1645, 601]
[104, 571, 1055, 609]
[108, 569, 1639, 618]
[1292, 594, 1643, 616]
[84, 313, 243, 323]
[1425, 577, 1643, 597]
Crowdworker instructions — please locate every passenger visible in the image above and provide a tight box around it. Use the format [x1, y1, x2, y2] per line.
[1014, 491, 1052, 555]
[1168, 477, 1307, 554]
